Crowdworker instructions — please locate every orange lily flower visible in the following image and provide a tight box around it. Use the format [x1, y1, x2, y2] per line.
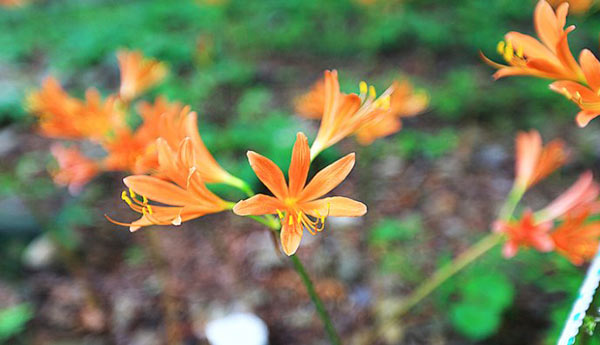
[355, 81, 428, 145]
[27, 77, 125, 141]
[307, 70, 423, 157]
[50, 144, 99, 195]
[481, 0, 584, 82]
[117, 50, 168, 102]
[536, 171, 600, 222]
[548, 0, 594, 14]
[550, 49, 600, 127]
[108, 138, 230, 232]
[514, 130, 568, 190]
[295, 78, 326, 119]
[0, 0, 27, 7]
[131, 100, 238, 184]
[551, 210, 600, 265]
[494, 210, 555, 258]
[233, 132, 367, 255]
[495, 171, 600, 261]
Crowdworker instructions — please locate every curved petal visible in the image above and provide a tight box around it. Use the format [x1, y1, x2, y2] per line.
[580, 49, 600, 91]
[515, 130, 542, 189]
[288, 132, 311, 196]
[281, 220, 303, 256]
[124, 175, 198, 206]
[233, 194, 283, 216]
[505, 32, 556, 62]
[301, 197, 367, 217]
[247, 151, 288, 200]
[534, 0, 562, 50]
[549, 80, 597, 103]
[576, 110, 600, 127]
[555, 27, 583, 80]
[299, 153, 355, 202]
[538, 171, 598, 221]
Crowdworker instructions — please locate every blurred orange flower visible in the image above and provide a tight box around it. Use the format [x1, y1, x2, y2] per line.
[495, 172, 600, 263]
[547, 0, 594, 14]
[514, 130, 568, 190]
[117, 49, 168, 102]
[108, 138, 230, 232]
[550, 49, 600, 127]
[551, 211, 600, 265]
[50, 144, 99, 195]
[482, 0, 584, 82]
[301, 70, 425, 157]
[233, 132, 367, 255]
[0, 0, 27, 7]
[27, 77, 125, 141]
[494, 210, 554, 258]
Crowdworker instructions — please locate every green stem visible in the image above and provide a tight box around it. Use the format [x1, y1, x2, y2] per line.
[498, 184, 525, 221]
[392, 232, 502, 318]
[290, 254, 342, 345]
[226, 175, 255, 197]
[245, 215, 342, 344]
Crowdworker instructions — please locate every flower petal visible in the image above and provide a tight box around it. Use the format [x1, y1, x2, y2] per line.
[288, 132, 311, 196]
[299, 153, 355, 202]
[576, 110, 600, 127]
[233, 194, 283, 216]
[124, 175, 198, 206]
[301, 197, 367, 217]
[281, 220, 303, 256]
[580, 49, 600, 91]
[515, 130, 542, 189]
[247, 151, 288, 200]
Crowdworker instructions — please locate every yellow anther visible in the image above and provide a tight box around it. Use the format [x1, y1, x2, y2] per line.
[297, 211, 303, 224]
[369, 85, 376, 99]
[129, 188, 136, 198]
[121, 191, 133, 206]
[377, 95, 391, 110]
[288, 215, 294, 226]
[146, 205, 153, 215]
[359, 81, 368, 95]
[277, 209, 284, 219]
[142, 195, 148, 204]
[497, 41, 505, 55]
[503, 40, 514, 62]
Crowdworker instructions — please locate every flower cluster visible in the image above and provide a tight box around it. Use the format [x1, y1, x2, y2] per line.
[494, 130, 600, 265]
[30, 53, 426, 256]
[482, 0, 600, 127]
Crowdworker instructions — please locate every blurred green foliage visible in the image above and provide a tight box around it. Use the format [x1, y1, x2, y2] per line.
[0, 304, 32, 343]
[2, 0, 600, 343]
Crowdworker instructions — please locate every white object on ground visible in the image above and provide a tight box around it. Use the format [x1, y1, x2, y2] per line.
[205, 312, 269, 345]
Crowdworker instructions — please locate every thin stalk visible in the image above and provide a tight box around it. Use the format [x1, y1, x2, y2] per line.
[392, 232, 502, 317]
[226, 176, 255, 197]
[246, 214, 342, 345]
[290, 254, 342, 345]
[498, 184, 525, 221]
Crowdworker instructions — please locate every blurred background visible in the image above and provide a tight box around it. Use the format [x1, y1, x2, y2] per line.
[2, 0, 600, 344]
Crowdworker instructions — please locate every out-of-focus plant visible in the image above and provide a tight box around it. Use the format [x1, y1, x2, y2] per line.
[0, 304, 32, 342]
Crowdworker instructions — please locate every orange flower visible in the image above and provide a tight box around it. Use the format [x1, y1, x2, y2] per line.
[536, 171, 600, 222]
[495, 172, 600, 261]
[108, 138, 230, 232]
[27, 77, 125, 140]
[548, 0, 594, 14]
[551, 211, 600, 265]
[355, 81, 428, 145]
[131, 100, 237, 184]
[550, 49, 600, 127]
[481, 0, 584, 82]
[514, 130, 568, 190]
[494, 210, 555, 258]
[233, 132, 367, 255]
[0, 0, 27, 7]
[50, 144, 99, 195]
[306, 70, 424, 157]
[117, 50, 168, 102]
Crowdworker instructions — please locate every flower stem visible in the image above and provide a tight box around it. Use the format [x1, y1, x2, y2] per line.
[226, 175, 255, 197]
[391, 232, 502, 318]
[498, 184, 525, 221]
[245, 215, 342, 344]
[290, 254, 342, 345]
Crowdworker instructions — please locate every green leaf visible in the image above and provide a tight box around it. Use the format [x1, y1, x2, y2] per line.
[0, 304, 33, 341]
[449, 303, 501, 341]
[460, 273, 515, 310]
[369, 215, 422, 246]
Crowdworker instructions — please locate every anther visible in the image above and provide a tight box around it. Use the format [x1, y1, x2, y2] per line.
[369, 85, 376, 99]
[359, 81, 368, 95]
[497, 41, 505, 55]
